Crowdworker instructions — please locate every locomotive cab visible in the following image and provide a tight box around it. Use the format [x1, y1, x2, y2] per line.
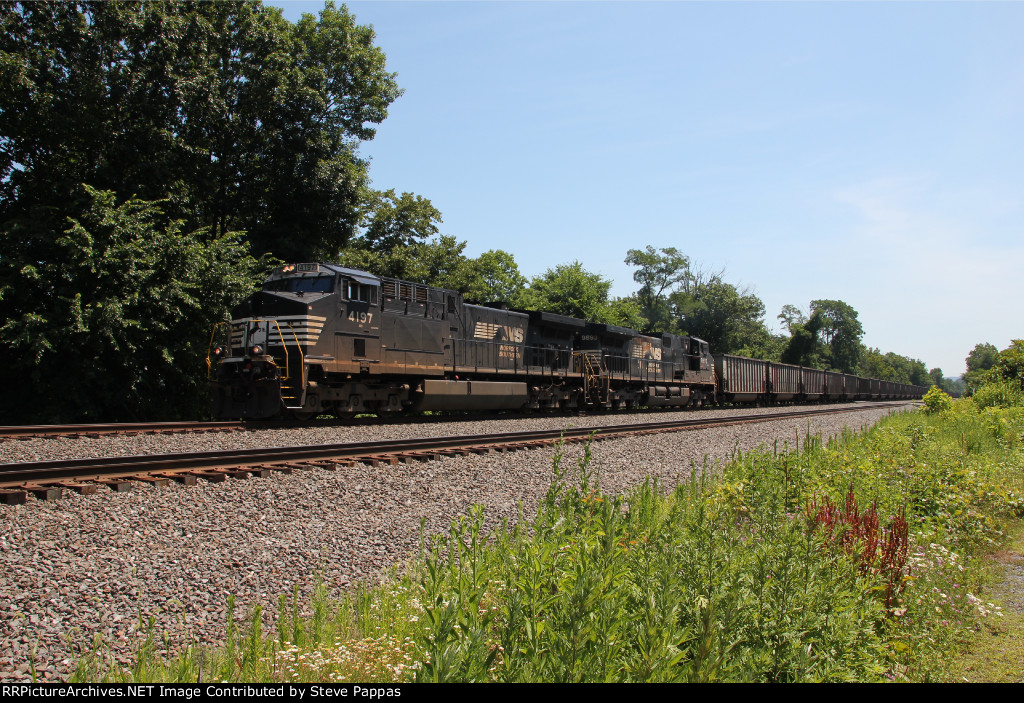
[210, 263, 351, 418]
[336, 272, 382, 365]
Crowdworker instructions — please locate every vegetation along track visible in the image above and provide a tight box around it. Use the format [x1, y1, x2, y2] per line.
[0, 402, 915, 504]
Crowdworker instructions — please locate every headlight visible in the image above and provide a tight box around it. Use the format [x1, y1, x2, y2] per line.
[251, 345, 263, 356]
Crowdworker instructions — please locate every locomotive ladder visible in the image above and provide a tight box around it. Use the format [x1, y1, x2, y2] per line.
[575, 351, 610, 408]
[270, 322, 306, 409]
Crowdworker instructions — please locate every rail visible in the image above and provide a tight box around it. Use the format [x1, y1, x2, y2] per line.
[0, 402, 918, 502]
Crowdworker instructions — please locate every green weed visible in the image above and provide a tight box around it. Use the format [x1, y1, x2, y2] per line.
[76, 401, 1024, 683]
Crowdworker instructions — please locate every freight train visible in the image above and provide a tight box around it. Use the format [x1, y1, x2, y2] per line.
[208, 263, 928, 419]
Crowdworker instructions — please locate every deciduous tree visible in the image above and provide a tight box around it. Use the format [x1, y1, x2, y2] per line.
[0, 1, 403, 261]
[624, 246, 689, 332]
[777, 304, 808, 334]
[810, 299, 863, 373]
[676, 280, 768, 355]
[463, 250, 528, 305]
[0, 187, 261, 422]
[963, 342, 1000, 393]
[520, 262, 615, 322]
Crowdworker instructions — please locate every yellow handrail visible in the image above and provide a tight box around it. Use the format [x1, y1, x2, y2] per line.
[269, 320, 305, 387]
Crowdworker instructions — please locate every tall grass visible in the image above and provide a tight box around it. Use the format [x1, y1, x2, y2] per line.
[76, 402, 1024, 683]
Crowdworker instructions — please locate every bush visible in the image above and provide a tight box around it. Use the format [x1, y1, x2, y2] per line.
[971, 379, 1024, 410]
[922, 386, 953, 414]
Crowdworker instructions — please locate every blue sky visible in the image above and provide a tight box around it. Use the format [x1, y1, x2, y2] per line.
[275, 1, 1024, 376]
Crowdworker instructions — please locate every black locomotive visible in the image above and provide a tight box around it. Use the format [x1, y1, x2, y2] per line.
[208, 263, 927, 419]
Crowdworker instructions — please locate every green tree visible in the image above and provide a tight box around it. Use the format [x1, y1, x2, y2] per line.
[0, 1, 402, 261]
[781, 318, 823, 368]
[777, 304, 808, 334]
[858, 348, 894, 381]
[675, 280, 768, 354]
[358, 189, 443, 255]
[342, 190, 446, 280]
[929, 368, 958, 395]
[344, 234, 469, 288]
[857, 349, 929, 385]
[407, 236, 476, 292]
[963, 342, 999, 393]
[991, 340, 1024, 388]
[624, 246, 689, 332]
[809, 299, 863, 373]
[520, 262, 615, 322]
[0, 0, 416, 422]
[463, 250, 528, 304]
[0, 187, 261, 423]
[603, 296, 649, 330]
[966, 342, 1000, 373]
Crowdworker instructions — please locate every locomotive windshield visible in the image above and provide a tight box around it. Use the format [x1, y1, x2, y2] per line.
[262, 275, 335, 294]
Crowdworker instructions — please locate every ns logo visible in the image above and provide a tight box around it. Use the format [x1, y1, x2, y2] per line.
[473, 322, 525, 343]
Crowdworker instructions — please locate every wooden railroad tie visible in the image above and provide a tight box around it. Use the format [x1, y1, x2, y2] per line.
[360, 455, 400, 467]
[245, 467, 275, 479]
[129, 475, 171, 487]
[0, 490, 27, 505]
[97, 479, 133, 492]
[21, 484, 63, 501]
[188, 470, 227, 483]
[158, 473, 198, 485]
[56, 481, 99, 495]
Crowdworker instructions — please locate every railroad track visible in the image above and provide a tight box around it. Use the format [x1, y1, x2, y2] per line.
[0, 420, 247, 442]
[0, 402, 915, 505]
[0, 401, 912, 442]
[0, 416, 435, 441]
[0, 409, 649, 441]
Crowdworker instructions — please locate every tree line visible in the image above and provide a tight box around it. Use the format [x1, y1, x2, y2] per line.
[0, 1, 412, 422]
[347, 238, 943, 389]
[0, 1, 963, 423]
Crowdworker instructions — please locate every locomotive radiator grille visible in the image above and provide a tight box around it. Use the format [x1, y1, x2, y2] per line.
[229, 315, 327, 350]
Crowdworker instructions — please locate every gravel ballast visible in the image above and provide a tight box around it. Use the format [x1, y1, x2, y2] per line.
[0, 403, 912, 681]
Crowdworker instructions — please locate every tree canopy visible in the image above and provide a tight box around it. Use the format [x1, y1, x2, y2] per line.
[0, 0, 951, 419]
[0, 0, 412, 421]
[0, 0, 402, 261]
[520, 262, 615, 322]
[858, 348, 930, 387]
[809, 299, 863, 373]
[989, 340, 1024, 388]
[624, 246, 690, 332]
[778, 300, 864, 373]
[963, 342, 1000, 393]
[0, 187, 261, 422]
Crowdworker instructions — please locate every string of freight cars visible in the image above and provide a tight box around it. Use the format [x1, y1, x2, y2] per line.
[209, 263, 929, 420]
